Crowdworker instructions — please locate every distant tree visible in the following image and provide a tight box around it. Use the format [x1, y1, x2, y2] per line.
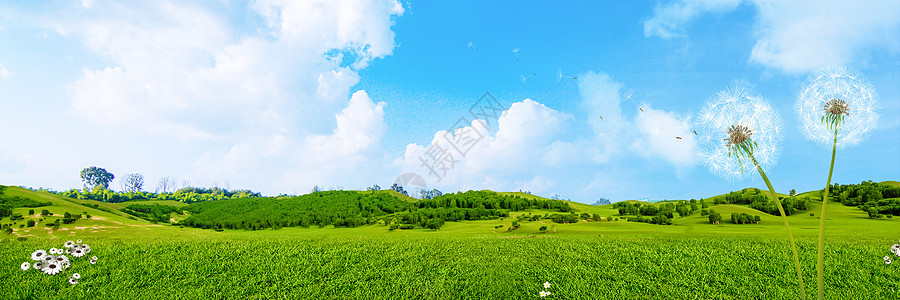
[789, 189, 797, 197]
[28, 209, 34, 215]
[40, 209, 51, 216]
[0, 204, 11, 218]
[707, 210, 721, 224]
[420, 188, 443, 200]
[390, 183, 408, 196]
[539, 225, 548, 232]
[311, 185, 321, 193]
[80, 166, 115, 191]
[27, 220, 35, 227]
[367, 185, 381, 191]
[124, 173, 144, 192]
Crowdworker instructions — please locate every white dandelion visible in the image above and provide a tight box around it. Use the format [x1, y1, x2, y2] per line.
[698, 87, 782, 182]
[31, 249, 47, 261]
[20, 262, 30, 271]
[796, 65, 879, 149]
[513, 48, 520, 61]
[556, 69, 577, 81]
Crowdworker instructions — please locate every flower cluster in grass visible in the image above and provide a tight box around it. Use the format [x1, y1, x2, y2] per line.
[539, 281, 552, 297]
[19, 239, 98, 285]
[887, 241, 900, 265]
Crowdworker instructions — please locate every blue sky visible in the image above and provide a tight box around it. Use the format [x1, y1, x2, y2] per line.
[0, 0, 898, 203]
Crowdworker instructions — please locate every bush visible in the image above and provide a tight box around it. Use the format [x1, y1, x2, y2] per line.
[539, 225, 548, 232]
[26, 220, 35, 227]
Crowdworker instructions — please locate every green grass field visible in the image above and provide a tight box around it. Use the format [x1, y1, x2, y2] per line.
[1, 186, 898, 299]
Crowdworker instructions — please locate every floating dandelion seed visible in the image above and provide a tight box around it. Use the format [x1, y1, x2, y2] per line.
[467, 41, 478, 51]
[623, 89, 642, 112]
[521, 73, 536, 84]
[513, 48, 519, 61]
[557, 69, 577, 81]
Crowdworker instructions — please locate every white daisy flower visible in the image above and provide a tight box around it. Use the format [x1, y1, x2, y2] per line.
[887, 259, 892, 265]
[56, 255, 69, 265]
[83, 245, 91, 254]
[72, 273, 81, 279]
[539, 291, 548, 297]
[43, 255, 56, 263]
[31, 250, 47, 261]
[76, 239, 82, 243]
[64, 241, 75, 248]
[89, 259, 96, 265]
[91, 256, 98, 261]
[21, 262, 30, 271]
[65, 248, 73, 255]
[69, 277, 78, 285]
[43, 262, 62, 275]
[73, 249, 85, 258]
[32, 261, 44, 270]
[543, 282, 551, 289]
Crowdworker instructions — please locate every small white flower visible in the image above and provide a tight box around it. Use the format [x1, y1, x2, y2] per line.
[73, 249, 85, 258]
[72, 273, 81, 279]
[43, 255, 56, 263]
[76, 239, 82, 243]
[20, 262, 30, 271]
[31, 250, 47, 261]
[42, 262, 62, 275]
[91, 256, 98, 261]
[89, 259, 96, 265]
[887, 259, 892, 265]
[69, 277, 78, 285]
[543, 282, 551, 289]
[32, 261, 44, 270]
[539, 291, 549, 297]
[64, 241, 75, 248]
[83, 245, 91, 254]
[55, 255, 69, 265]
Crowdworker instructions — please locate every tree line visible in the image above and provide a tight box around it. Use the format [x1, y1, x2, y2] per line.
[830, 180, 900, 218]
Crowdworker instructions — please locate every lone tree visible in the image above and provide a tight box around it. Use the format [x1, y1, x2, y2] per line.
[124, 173, 144, 192]
[789, 189, 797, 197]
[80, 166, 115, 191]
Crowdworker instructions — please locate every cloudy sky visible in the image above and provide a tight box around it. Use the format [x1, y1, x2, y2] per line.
[1, 0, 898, 202]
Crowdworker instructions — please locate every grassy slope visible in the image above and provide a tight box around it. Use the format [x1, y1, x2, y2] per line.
[1, 185, 898, 299]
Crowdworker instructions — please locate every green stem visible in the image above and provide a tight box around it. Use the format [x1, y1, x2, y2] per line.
[816, 129, 837, 300]
[751, 154, 806, 300]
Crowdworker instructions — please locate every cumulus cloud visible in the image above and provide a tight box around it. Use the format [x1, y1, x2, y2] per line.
[44, 0, 404, 194]
[631, 106, 700, 169]
[644, 0, 900, 72]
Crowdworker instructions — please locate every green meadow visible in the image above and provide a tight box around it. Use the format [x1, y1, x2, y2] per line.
[1, 185, 898, 299]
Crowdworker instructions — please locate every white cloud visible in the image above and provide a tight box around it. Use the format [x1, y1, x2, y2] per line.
[749, 0, 900, 73]
[0, 65, 12, 79]
[631, 106, 700, 169]
[644, 0, 900, 72]
[643, 0, 743, 39]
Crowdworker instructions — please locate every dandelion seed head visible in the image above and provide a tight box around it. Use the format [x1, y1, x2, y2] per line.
[699, 87, 782, 182]
[796, 65, 879, 149]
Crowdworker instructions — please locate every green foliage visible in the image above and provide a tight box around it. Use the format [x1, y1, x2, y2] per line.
[831, 181, 900, 217]
[539, 225, 548, 232]
[714, 189, 808, 216]
[62, 212, 82, 224]
[57, 186, 261, 204]
[730, 212, 760, 224]
[0, 204, 11, 218]
[708, 210, 722, 224]
[26, 220, 35, 227]
[40, 209, 51, 216]
[120, 204, 183, 223]
[180, 191, 411, 230]
[80, 166, 115, 190]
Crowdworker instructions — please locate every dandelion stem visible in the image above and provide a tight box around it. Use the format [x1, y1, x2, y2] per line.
[752, 154, 806, 300]
[816, 128, 837, 300]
